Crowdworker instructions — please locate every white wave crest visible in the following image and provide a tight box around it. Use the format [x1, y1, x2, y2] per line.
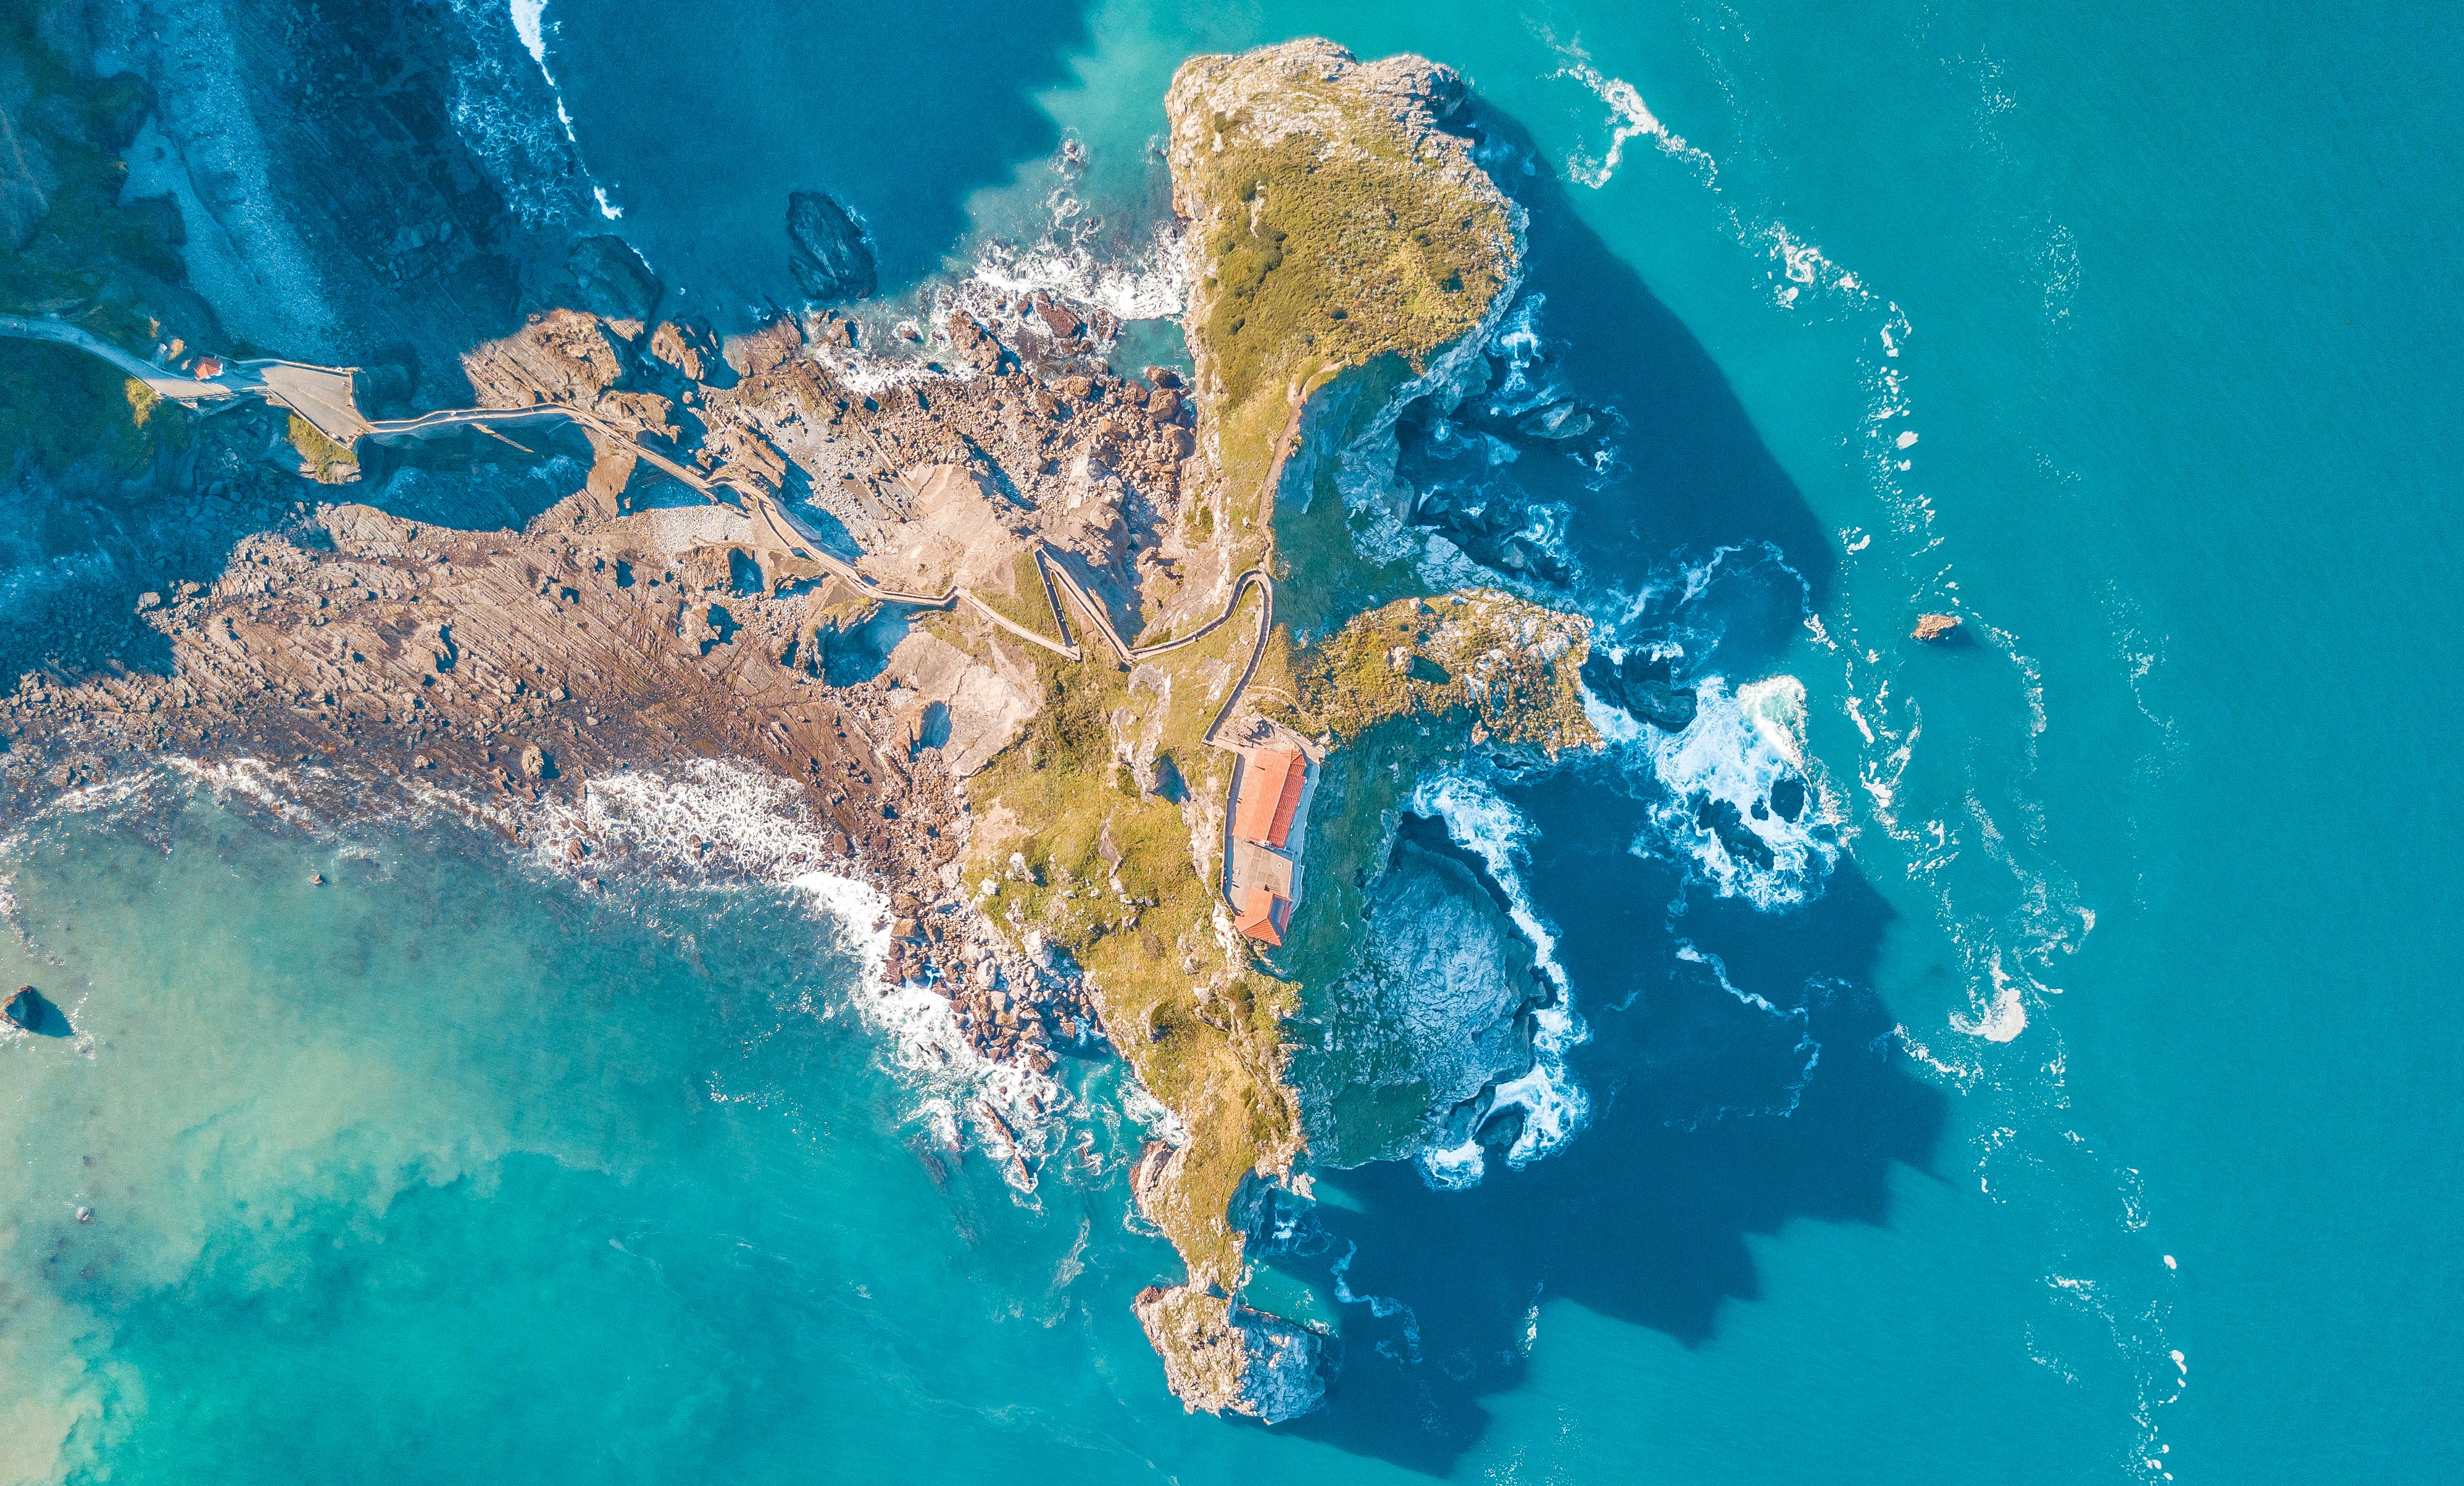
[1554, 56, 1718, 190]
[968, 222, 1190, 325]
[1631, 677, 1839, 909]
[1401, 772, 1591, 1187]
[522, 758, 1063, 1176]
[442, 0, 615, 224]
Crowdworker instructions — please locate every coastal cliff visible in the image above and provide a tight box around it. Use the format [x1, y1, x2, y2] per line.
[1, 17, 1597, 1424]
[967, 40, 1596, 1416]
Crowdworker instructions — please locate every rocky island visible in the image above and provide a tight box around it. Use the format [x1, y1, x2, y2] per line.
[2, 17, 1597, 1421]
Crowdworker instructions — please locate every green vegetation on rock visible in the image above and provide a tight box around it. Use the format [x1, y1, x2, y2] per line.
[972, 44, 1597, 1396]
[287, 414, 360, 483]
[1166, 41, 1517, 541]
[0, 344, 190, 483]
[965, 583, 1287, 1280]
[0, 8, 213, 350]
[972, 549, 1068, 645]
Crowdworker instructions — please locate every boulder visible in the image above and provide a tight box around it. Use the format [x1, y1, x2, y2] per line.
[646, 320, 709, 382]
[1913, 612, 1961, 642]
[943, 310, 1006, 374]
[1513, 399, 1596, 441]
[786, 191, 878, 302]
[1029, 290, 1084, 341]
[1580, 649, 1698, 732]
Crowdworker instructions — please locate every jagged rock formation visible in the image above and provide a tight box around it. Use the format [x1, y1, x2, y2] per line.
[1132, 1284, 1326, 1424]
[953, 41, 1595, 1421]
[4, 15, 1605, 1426]
[1297, 837, 1541, 1164]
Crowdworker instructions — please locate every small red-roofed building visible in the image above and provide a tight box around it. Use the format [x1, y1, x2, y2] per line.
[1218, 726, 1318, 945]
[1233, 884, 1290, 946]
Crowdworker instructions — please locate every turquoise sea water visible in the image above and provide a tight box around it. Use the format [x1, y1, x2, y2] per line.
[10, 1, 2461, 1480]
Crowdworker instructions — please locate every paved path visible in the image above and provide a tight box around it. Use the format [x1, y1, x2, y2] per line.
[0, 314, 238, 402]
[2, 315, 1282, 727]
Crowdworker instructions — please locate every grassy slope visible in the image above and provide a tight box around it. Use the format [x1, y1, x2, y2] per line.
[968, 44, 1590, 1294]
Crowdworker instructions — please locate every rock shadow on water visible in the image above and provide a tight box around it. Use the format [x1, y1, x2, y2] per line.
[1386, 103, 1834, 629]
[1251, 94, 1931, 1474]
[1266, 770, 1941, 1473]
[539, 0, 1097, 322]
[4, 984, 72, 1038]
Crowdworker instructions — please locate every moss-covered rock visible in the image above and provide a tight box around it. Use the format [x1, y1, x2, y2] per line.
[1165, 39, 1518, 553]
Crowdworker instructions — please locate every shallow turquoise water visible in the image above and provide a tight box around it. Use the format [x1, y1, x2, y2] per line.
[9, 1, 2459, 1480]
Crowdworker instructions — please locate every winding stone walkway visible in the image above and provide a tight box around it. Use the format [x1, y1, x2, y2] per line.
[2, 314, 1280, 740]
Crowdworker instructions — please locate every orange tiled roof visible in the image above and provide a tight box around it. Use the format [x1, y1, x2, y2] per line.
[1234, 885, 1288, 946]
[1265, 754, 1305, 848]
[1233, 748, 1302, 843]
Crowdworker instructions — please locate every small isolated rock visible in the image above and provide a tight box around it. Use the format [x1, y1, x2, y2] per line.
[1912, 612, 1962, 643]
[309, 873, 325, 886]
[785, 190, 878, 302]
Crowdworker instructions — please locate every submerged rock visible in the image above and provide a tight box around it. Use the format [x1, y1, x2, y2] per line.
[1133, 1284, 1326, 1423]
[786, 191, 877, 303]
[565, 235, 664, 323]
[1581, 649, 1699, 732]
[1513, 399, 1596, 441]
[1298, 838, 1540, 1165]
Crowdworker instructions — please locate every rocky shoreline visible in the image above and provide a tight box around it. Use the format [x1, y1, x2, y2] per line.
[4, 9, 1606, 1424]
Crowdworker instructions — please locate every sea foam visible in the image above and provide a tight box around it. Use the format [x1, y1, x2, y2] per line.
[1401, 772, 1591, 1187]
[517, 758, 1065, 1185]
[1626, 677, 1840, 910]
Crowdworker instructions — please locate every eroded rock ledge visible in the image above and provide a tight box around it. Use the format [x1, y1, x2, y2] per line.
[3, 24, 1601, 1425]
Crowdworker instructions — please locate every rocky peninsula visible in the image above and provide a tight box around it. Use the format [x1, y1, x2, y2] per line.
[2, 14, 1597, 1421]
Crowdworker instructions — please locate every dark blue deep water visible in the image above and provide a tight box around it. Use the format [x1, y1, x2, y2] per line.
[6, 2, 2458, 1481]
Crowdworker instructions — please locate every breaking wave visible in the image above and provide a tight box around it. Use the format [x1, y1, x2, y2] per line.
[1628, 676, 1840, 910]
[518, 758, 1063, 1177]
[442, 0, 608, 226]
[966, 220, 1190, 325]
[1401, 772, 1590, 1188]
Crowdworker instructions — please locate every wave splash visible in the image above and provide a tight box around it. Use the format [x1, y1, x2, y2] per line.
[1618, 676, 1841, 911]
[520, 759, 1064, 1180]
[441, 0, 618, 225]
[1401, 772, 1591, 1190]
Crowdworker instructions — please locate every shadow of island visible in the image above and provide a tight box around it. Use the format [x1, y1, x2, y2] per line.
[1247, 96, 1938, 1474]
